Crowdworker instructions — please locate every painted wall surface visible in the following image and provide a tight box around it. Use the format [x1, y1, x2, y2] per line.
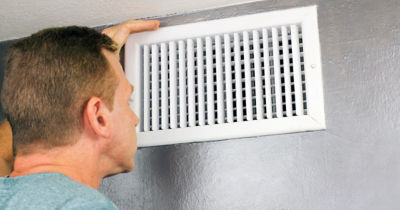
[0, 0, 260, 41]
[0, 0, 399, 209]
[99, 0, 400, 209]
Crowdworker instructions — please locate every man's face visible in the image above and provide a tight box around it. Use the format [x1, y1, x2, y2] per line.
[103, 49, 139, 173]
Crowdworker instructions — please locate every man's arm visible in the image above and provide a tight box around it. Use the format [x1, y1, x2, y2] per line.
[0, 120, 13, 176]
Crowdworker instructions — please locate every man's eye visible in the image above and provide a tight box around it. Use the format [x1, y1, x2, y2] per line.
[128, 98, 133, 105]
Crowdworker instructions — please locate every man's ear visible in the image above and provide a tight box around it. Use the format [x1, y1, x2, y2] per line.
[83, 97, 112, 138]
[0, 120, 13, 176]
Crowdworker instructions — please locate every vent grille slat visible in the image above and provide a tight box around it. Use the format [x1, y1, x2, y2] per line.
[168, 41, 178, 129]
[143, 45, 150, 132]
[205, 37, 215, 126]
[215, 35, 225, 124]
[187, 39, 196, 127]
[178, 41, 187, 128]
[271, 27, 283, 118]
[253, 30, 264, 120]
[281, 26, 293, 117]
[291, 25, 304, 116]
[224, 34, 234, 123]
[243, 31, 254, 121]
[262, 28, 273, 119]
[160, 43, 168, 129]
[233, 33, 244, 122]
[151, 44, 159, 131]
[196, 38, 206, 126]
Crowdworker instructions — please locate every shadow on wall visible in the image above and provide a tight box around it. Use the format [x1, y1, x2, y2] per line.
[0, 41, 17, 121]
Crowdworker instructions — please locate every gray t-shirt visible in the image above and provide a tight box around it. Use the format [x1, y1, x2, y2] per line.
[0, 172, 118, 210]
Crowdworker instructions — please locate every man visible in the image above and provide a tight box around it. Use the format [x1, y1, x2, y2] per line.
[0, 20, 159, 209]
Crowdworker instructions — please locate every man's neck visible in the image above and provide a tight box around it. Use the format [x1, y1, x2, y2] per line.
[9, 142, 105, 189]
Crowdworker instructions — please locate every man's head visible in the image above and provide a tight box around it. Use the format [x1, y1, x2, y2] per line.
[1, 26, 120, 156]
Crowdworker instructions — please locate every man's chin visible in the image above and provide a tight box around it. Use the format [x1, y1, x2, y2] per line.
[105, 160, 135, 177]
[122, 159, 135, 173]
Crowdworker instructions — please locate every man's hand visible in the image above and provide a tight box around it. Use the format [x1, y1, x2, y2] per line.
[102, 20, 160, 56]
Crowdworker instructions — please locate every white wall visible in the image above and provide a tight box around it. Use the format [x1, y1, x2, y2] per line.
[0, 0, 261, 41]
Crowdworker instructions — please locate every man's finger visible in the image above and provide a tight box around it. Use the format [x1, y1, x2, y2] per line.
[108, 27, 129, 50]
[101, 20, 160, 55]
[122, 20, 160, 33]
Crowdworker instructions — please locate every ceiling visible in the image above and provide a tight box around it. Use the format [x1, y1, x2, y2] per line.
[0, 0, 257, 42]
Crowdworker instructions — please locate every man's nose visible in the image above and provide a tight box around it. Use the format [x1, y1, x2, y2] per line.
[133, 112, 139, 127]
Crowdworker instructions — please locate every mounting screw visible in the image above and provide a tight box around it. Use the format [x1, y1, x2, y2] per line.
[311, 64, 316, 69]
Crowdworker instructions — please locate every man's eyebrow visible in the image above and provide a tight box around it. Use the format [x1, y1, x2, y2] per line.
[130, 84, 134, 94]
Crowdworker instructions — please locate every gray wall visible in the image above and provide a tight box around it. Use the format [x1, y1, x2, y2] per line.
[1, 0, 399, 209]
[99, 0, 400, 209]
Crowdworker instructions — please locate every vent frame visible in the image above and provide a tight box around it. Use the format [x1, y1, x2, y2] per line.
[125, 5, 325, 147]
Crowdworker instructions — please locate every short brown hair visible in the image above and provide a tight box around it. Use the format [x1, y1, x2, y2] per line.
[1, 26, 118, 155]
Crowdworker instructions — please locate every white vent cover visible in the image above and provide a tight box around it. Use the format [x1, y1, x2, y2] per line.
[125, 6, 325, 147]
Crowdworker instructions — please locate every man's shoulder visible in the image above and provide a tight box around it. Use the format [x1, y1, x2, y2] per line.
[0, 172, 117, 210]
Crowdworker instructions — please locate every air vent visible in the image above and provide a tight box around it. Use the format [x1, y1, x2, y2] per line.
[125, 6, 325, 147]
